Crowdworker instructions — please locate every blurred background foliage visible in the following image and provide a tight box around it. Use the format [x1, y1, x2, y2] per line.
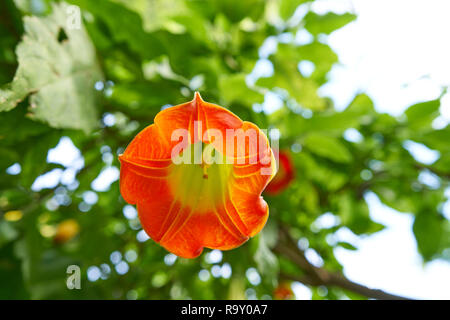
[0, 0, 449, 300]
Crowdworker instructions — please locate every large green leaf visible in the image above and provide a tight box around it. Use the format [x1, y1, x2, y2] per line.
[0, 2, 103, 132]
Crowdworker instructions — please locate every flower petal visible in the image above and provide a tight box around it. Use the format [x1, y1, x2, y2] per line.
[119, 93, 276, 258]
[265, 150, 295, 195]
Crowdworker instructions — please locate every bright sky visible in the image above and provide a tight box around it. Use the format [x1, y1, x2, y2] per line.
[8, 0, 450, 300]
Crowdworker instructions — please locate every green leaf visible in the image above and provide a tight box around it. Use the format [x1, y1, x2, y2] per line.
[413, 211, 445, 261]
[287, 106, 369, 137]
[372, 183, 418, 213]
[254, 220, 279, 286]
[332, 193, 384, 235]
[416, 127, 450, 152]
[296, 181, 320, 212]
[304, 12, 357, 35]
[186, 0, 266, 23]
[346, 93, 375, 114]
[68, 0, 165, 60]
[304, 133, 353, 163]
[218, 73, 264, 106]
[0, 189, 32, 210]
[13, 0, 51, 15]
[0, 2, 103, 132]
[122, 0, 190, 32]
[0, 103, 51, 145]
[14, 210, 79, 299]
[279, 0, 310, 20]
[71, 0, 210, 78]
[337, 242, 357, 251]
[0, 243, 29, 299]
[405, 99, 440, 130]
[0, 147, 19, 171]
[108, 80, 183, 116]
[431, 152, 450, 174]
[214, 0, 266, 23]
[0, 221, 19, 247]
[257, 44, 327, 110]
[20, 131, 60, 187]
[296, 153, 348, 192]
[296, 41, 338, 83]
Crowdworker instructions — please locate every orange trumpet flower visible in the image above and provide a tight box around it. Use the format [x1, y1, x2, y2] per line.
[264, 150, 295, 195]
[119, 92, 276, 258]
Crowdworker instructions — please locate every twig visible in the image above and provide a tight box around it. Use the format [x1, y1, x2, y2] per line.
[274, 225, 412, 300]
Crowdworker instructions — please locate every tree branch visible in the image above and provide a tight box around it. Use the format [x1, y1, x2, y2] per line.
[274, 225, 412, 300]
